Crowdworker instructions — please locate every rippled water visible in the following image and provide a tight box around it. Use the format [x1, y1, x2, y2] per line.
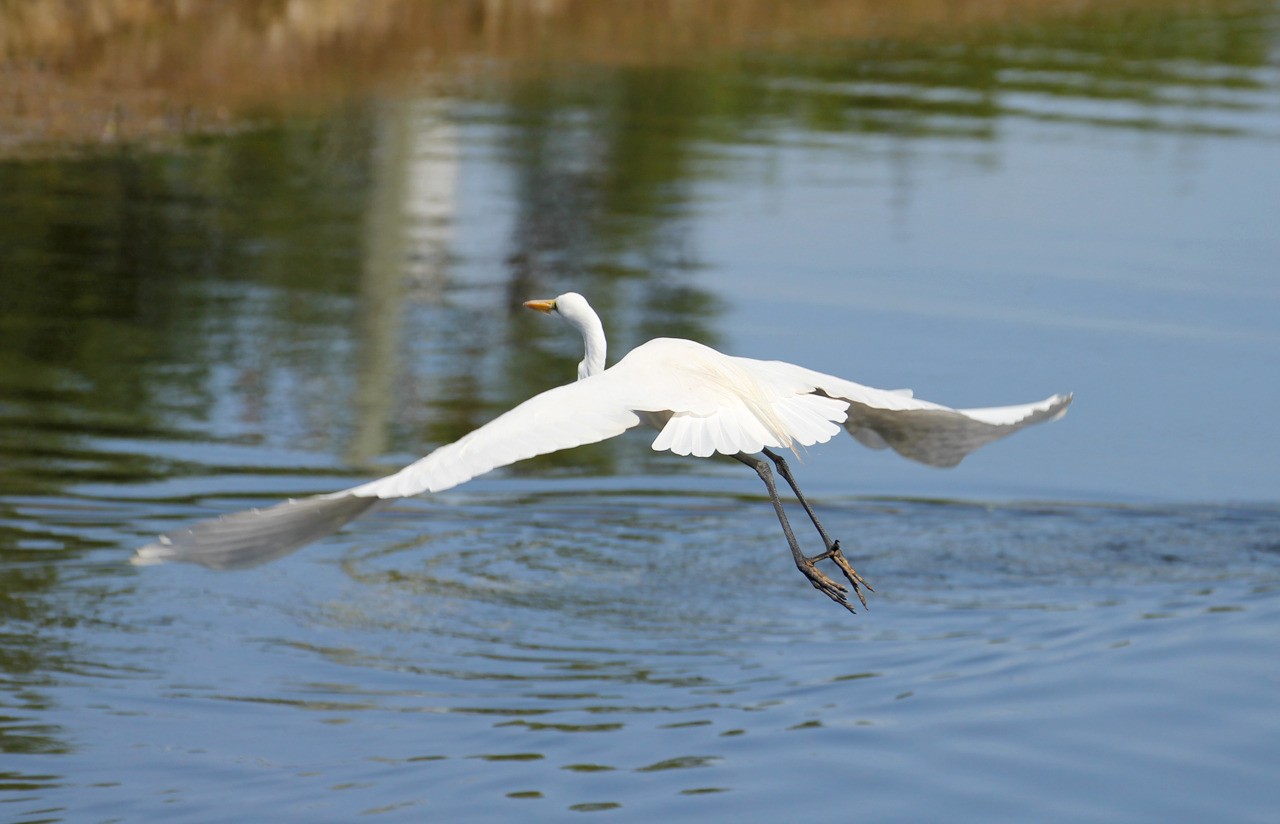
[7, 491, 1280, 821]
[3, 2, 1280, 822]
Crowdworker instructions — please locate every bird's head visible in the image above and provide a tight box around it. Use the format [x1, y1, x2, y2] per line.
[523, 292, 605, 379]
[522, 292, 590, 320]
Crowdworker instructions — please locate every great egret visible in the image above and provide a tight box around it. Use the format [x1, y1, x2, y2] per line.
[134, 292, 1071, 613]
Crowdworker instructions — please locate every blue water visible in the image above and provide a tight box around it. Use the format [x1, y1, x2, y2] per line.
[7, 492, 1280, 821]
[3, 4, 1280, 822]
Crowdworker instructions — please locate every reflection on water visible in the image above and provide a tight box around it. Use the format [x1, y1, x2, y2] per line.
[3, 0, 1275, 490]
[2, 0, 1275, 153]
[2, 0, 1279, 820]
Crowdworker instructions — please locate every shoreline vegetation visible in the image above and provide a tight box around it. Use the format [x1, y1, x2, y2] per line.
[0, 0, 1269, 157]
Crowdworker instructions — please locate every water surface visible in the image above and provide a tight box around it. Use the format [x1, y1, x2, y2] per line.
[2, 2, 1279, 821]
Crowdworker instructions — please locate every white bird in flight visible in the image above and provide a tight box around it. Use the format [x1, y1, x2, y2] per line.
[134, 292, 1071, 613]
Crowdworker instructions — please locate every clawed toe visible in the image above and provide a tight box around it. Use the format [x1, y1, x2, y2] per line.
[800, 541, 873, 612]
[799, 561, 857, 613]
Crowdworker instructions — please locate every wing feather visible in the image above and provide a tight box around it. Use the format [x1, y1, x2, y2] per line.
[132, 495, 387, 570]
[132, 370, 649, 568]
[346, 374, 644, 499]
[745, 358, 1072, 468]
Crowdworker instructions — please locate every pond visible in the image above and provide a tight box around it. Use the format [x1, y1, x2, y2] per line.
[2, 2, 1279, 821]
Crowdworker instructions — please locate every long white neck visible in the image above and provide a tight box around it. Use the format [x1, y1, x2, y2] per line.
[574, 311, 607, 380]
[554, 292, 607, 380]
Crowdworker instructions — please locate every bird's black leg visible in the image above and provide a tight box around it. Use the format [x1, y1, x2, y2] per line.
[761, 448, 837, 550]
[733, 453, 867, 613]
[761, 448, 872, 608]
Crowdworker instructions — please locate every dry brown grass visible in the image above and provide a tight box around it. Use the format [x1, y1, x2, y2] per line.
[0, 0, 1241, 156]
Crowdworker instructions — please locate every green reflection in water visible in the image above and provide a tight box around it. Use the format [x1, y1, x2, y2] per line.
[2, 1, 1271, 494]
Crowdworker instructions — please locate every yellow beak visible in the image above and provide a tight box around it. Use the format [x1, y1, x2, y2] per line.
[523, 298, 556, 313]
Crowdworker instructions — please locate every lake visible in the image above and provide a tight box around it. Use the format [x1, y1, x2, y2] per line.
[2, 1, 1279, 821]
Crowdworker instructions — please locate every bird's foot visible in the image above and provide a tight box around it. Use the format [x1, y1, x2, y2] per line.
[799, 541, 873, 613]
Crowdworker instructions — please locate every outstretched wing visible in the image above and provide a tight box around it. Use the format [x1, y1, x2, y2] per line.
[745, 358, 1072, 468]
[133, 370, 650, 569]
[132, 495, 388, 571]
[342, 374, 645, 498]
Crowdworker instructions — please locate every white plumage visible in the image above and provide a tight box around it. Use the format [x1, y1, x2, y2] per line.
[134, 292, 1070, 612]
